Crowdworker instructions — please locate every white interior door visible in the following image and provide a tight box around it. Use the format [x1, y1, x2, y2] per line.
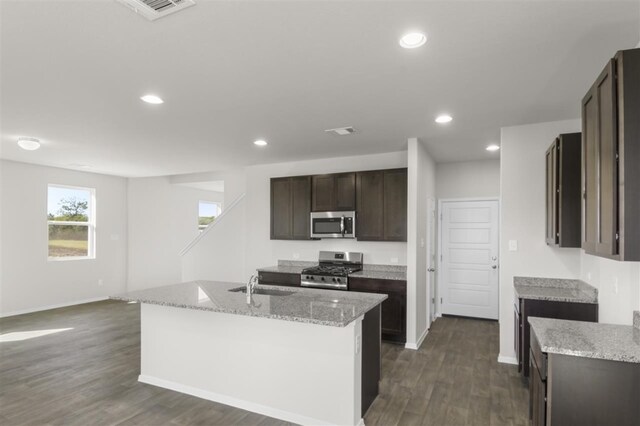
[439, 200, 499, 320]
[427, 198, 436, 326]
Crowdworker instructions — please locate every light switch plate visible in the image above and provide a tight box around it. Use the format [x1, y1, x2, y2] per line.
[508, 240, 518, 251]
[391, 257, 399, 264]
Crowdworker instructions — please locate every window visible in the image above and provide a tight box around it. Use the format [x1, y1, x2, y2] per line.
[198, 201, 221, 231]
[47, 185, 95, 260]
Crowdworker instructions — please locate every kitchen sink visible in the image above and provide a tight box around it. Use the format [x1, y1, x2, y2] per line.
[228, 287, 294, 296]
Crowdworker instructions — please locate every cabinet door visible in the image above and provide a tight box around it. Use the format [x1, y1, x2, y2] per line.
[271, 178, 292, 239]
[381, 292, 406, 343]
[515, 304, 522, 372]
[311, 175, 335, 212]
[594, 60, 618, 257]
[291, 176, 311, 239]
[334, 173, 356, 211]
[349, 277, 407, 344]
[582, 60, 619, 257]
[545, 141, 558, 245]
[383, 169, 408, 241]
[530, 353, 547, 426]
[356, 171, 384, 240]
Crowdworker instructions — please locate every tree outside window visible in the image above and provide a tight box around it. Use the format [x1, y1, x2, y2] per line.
[48, 185, 95, 259]
[198, 201, 221, 231]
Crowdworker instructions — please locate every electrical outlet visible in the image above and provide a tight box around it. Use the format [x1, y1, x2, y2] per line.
[98, 279, 104, 286]
[613, 277, 619, 294]
[586, 272, 592, 281]
[508, 240, 518, 251]
[391, 257, 399, 264]
[292, 253, 300, 260]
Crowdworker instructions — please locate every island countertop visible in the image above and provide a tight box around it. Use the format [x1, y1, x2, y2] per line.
[111, 281, 386, 327]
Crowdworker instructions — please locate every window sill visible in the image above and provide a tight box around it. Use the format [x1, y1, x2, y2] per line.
[48, 256, 95, 262]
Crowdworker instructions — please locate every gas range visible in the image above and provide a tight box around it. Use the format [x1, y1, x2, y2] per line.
[301, 251, 363, 290]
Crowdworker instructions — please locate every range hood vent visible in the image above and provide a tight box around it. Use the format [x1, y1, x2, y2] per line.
[118, 0, 195, 21]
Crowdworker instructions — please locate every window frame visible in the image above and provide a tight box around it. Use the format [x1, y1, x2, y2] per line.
[47, 184, 96, 262]
[198, 200, 222, 232]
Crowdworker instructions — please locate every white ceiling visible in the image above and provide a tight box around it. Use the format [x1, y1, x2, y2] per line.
[1, 0, 638, 177]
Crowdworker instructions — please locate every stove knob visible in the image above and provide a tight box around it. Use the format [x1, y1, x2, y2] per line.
[310, 276, 314, 280]
[321, 277, 325, 281]
[332, 278, 337, 283]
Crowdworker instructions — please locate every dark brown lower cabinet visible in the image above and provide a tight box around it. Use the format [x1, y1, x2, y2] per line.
[516, 298, 597, 377]
[530, 332, 640, 426]
[529, 350, 546, 426]
[257, 271, 301, 287]
[349, 277, 406, 344]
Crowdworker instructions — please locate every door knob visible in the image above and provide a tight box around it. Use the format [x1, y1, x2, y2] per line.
[491, 265, 497, 269]
[428, 268, 435, 272]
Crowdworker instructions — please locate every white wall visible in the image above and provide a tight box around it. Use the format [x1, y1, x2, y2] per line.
[0, 160, 128, 316]
[436, 160, 500, 200]
[406, 138, 436, 349]
[498, 119, 583, 362]
[580, 253, 640, 325]
[181, 196, 246, 283]
[127, 177, 224, 291]
[242, 151, 408, 277]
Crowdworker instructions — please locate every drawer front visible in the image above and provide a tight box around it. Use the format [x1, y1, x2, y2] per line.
[349, 277, 407, 294]
[530, 330, 548, 381]
[258, 271, 301, 287]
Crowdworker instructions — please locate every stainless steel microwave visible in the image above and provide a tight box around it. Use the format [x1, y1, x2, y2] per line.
[310, 211, 356, 239]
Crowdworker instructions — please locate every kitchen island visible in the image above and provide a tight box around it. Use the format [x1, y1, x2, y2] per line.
[112, 281, 386, 426]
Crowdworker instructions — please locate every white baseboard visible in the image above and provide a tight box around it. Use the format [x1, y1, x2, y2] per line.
[0, 296, 109, 318]
[405, 327, 429, 350]
[139, 374, 362, 426]
[497, 354, 518, 365]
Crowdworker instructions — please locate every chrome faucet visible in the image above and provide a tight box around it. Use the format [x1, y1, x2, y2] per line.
[246, 275, 259, 295]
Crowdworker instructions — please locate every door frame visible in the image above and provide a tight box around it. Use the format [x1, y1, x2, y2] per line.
[436, 197, 500, 318]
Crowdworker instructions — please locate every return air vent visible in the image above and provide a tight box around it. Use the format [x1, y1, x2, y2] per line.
[117, 0, 195, 21]
[325, 126, 356, 136]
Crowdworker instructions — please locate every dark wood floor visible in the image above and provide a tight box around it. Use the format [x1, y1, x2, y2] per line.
[0, 301, 528, 426]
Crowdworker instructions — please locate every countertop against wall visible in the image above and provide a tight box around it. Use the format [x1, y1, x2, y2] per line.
[514, 276, 598, 304]
[529, 316, 640, 363]
[257, 260, 407, 281]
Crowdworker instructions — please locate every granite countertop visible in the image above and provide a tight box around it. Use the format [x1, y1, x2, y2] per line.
[514, 276, 598, 304]
[111, 281, 386, 328]
[529, 317, 640, 363]
[350, 269, 406, 281]
[256, 265, 310, 274]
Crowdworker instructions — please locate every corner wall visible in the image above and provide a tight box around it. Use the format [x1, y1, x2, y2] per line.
[436, 160, 500, 200]
[407, 138, 436, 348]
[127, 177, 224, 291]
[498, 120, 582, 362]
[0, 160, 128, 316]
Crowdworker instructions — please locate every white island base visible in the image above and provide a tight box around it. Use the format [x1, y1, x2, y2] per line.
[138, 303, 367, 426]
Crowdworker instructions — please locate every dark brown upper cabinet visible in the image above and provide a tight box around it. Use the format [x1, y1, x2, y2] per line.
[545, 133, 581, 248]
[270, 176, 311, 240]
[311, 173, 356, 212]
[356, 168, 407, 242]
[582, 48, 640, 261]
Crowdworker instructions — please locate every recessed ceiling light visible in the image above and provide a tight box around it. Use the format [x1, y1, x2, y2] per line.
[435, 114, 453, 124]
[254, 139, 267, 146]
[399, 32, 427, 49]
[486, 144, 500, 152]
[17, 137, 41, 151]
[140, 94, 164, 104]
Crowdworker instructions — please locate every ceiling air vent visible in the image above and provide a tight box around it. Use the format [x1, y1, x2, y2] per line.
[117, 0, 195, 21]
[325, 126, 356, 136]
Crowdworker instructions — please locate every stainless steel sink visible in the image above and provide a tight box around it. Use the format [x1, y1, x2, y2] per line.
[228, 286, 294, 296]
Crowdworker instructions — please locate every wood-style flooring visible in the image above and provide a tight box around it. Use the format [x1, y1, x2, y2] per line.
[0, 300, 528, 426]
